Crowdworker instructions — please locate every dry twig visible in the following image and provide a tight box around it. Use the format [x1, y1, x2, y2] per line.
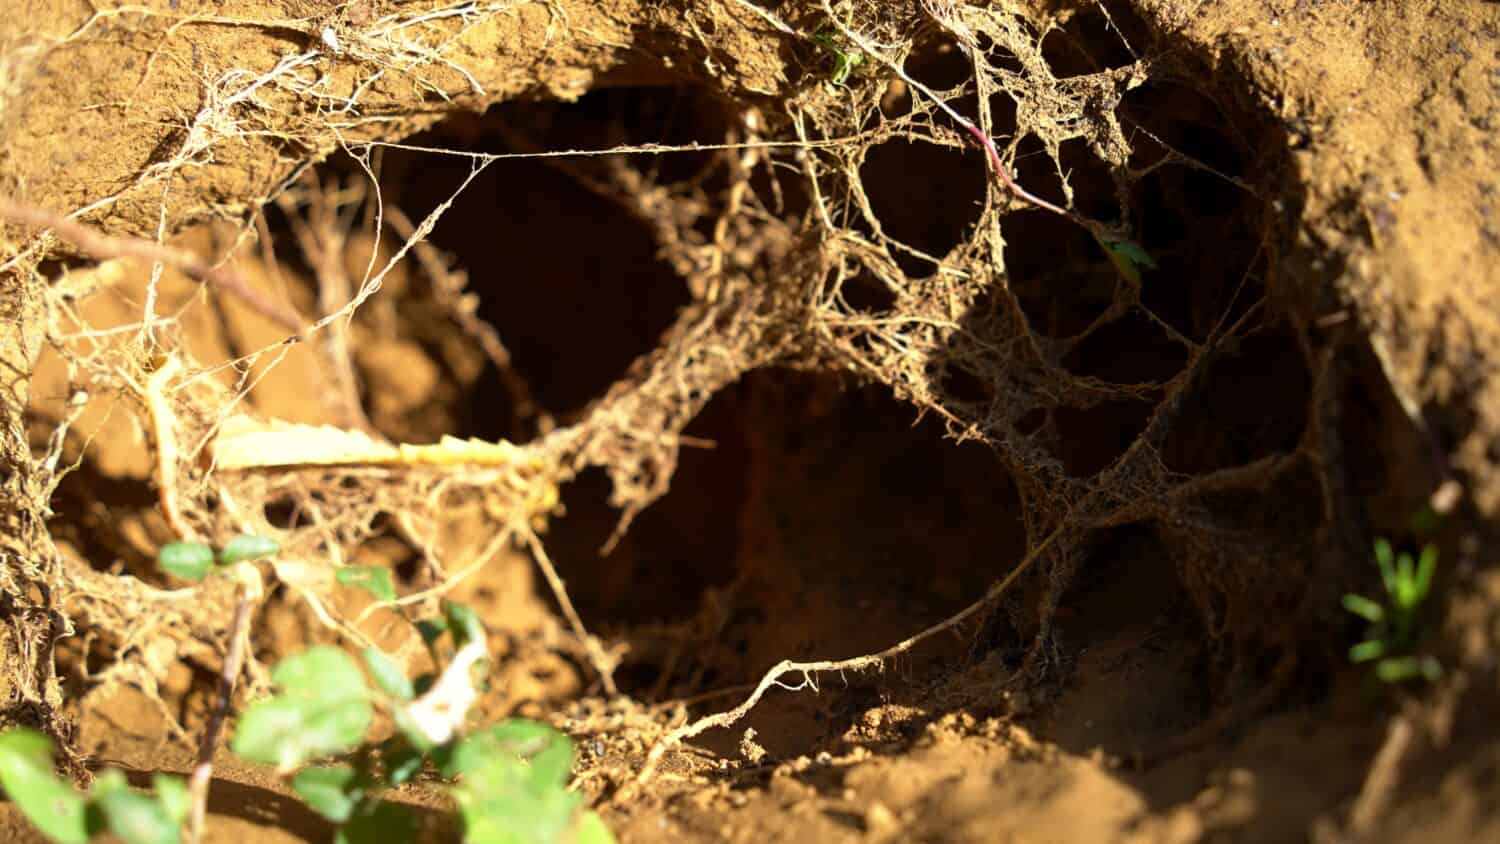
[0, 195, 305, 333]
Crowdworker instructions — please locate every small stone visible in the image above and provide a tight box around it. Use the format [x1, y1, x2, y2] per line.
[739, 727, 768, 764]
[865, 802, 899, 834]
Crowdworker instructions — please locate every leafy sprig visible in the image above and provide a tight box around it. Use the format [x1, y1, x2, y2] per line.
[238, 601, 616, 844]
[0, 730, 189, 844]
[1343, 539, 1442, 684]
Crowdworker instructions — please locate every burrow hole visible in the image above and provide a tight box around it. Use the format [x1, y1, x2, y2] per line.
[331, 85, 1041, 713]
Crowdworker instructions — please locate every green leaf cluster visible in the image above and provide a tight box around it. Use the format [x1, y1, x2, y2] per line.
[232, 646, 375, 771]
[811, 26, 864, 86]
[156, 534, 281, 582]
[231, 602, 614, 844]
[0, 730, 188, 844]
[158, 536, 398, 605]
[1342, 539, 1442, 684]
[54, 535, 616, 844]
[447, 722, 613, 844]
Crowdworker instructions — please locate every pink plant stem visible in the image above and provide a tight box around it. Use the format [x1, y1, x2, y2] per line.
[822, 8, 1090, 230]
[0, 195, 305, 333]
[187, 588, 253, 844]
[957, 121, 1076, 222]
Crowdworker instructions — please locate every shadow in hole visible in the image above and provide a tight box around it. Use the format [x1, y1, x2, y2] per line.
[539, 382, 751, 635]
[821, 807, 866, 832]
[109, 767, 326, 839]
[642, 371, 1028, 761]
[899, 26, 1423, 842]
[109, 766, 454, 841]
[199, 777, 339, 839]
[44, 456, 162, 583]
[367, 85, 726, 438]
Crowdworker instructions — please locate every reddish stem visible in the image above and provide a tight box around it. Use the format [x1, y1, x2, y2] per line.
[187, 589, 253, 843]
[0, 195, 305, 333]
[958, 121, 1079, 224]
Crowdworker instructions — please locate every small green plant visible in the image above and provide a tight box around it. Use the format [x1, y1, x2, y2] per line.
[157, 533, 279, 581]
[161, 534, 394, 604]
[233, 600, 615, 844]
[811, 25, 864, 86]
[1342, 538, 1442, 684]
[0, 729, 189, 844]
[0, 530, 610, 843]
[0, 534, 284, 844]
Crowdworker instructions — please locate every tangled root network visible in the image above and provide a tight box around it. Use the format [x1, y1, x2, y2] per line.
[0, 0, 1359, 766]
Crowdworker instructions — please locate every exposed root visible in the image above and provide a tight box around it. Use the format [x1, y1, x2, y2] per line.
[145, 356, 198, 542]
[6, 0, 1364, 804]
[631, 514, 1072, 788]
[520, 528, 619, 697]
[273, 182, 373, 433]
[1347, 714, 1415, 837]
[383, 205, 552, 436]
[0, 195, 304, 332]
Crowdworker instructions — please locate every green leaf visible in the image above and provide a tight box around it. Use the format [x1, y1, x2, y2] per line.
[157, 542, 215, 581]
[381, 740, 426, 788]
[1373, 655, 1442, 684]
[575, 810, 618, 844]
[446, 721, 583, 842]
[335, 800, 417, 844]
[811, 27, 863, 86]
[1374, 539, 1399, 598]
[1413, 544, 1439, 604]
[1395, 549, 1416, 606]
[233, 696, 367, 770]
[1097, 236, 1156, 284]
[452, 745, 580, 844]
[516, 728, 574, 791]
[415, 618, 449, 646]
[231, 646, 373, 771]
[1349, 639, 1386, 663]
[292, 765, 360, 823]
[150, 774, 189, 825]
[1341, 593, 1385, 624]
[337, 566, 397, 603]
[829, 50, 862, 86]
[444, 720, 570, 781]
[443, 601, 485, 647]
[272, 646, 370, 700]
[1108, 238, 1155, 269]
[0, 728, 89, 844]
[218, 534, 281, 564]
[89, 769, 130, 796]
[90, 771, 179, 844]
[1374, 656, 1419, 683]
[362, 648, 414, 701]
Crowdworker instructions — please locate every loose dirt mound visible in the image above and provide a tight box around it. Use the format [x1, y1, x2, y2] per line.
[2, 0, 1498, 841]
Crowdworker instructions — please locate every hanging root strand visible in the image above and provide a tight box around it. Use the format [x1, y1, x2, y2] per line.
[632, 519, 1070, 787]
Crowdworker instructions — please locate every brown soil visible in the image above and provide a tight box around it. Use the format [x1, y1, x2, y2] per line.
[3, 0, 1500, 842]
